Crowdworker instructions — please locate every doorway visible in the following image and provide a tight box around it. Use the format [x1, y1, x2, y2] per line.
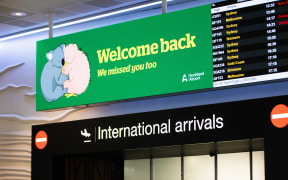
[54, 156, 124, 180]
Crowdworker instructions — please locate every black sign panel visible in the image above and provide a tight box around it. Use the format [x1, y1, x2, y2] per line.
[32, 95, 288, 156]
[212, 0, 288, 87]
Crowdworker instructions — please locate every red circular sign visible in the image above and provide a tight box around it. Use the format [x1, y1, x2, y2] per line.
[35, 130, 48, 150]
[270, 104, 288, 128]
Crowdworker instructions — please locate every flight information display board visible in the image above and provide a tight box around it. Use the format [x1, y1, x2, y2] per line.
[212, 0, 288, 87]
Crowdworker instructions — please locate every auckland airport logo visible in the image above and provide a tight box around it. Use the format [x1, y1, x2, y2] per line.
[40, 44, 90, 102]
[271, 104, 288, 128]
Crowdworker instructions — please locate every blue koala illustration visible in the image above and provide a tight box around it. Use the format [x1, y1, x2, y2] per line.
[40, 44, 68, 102]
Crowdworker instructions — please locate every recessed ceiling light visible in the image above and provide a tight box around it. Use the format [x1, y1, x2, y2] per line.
[11, 12, 27, 17]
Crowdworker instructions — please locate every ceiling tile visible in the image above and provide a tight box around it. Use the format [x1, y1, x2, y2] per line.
[0, 5, 16, 15]
[20, 3, 56, 14]
[0, 0, 30, 8]
[23, 14, 57, 24]
[86, 0, 123, 8]
[41, 0, 78, 8]
[63, 3, 102, 14]
[53, 9, 79, 19]
[0, 0, 59, 14]
[5, 19, 38, 27]
[116, 0, 140, 3]
[0, 5, 33, 17]
[0, 15, 15, 23]
[70, 0, 94, 3]
[0, 23, 23, 36]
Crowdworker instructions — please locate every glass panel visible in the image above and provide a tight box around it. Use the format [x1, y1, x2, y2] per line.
[184, 155, 214, 180]
[153, 157, 181, 180]
[218, 152, 250, 180]
[253, 151, 265, 180]
[124, 159, 150, 180]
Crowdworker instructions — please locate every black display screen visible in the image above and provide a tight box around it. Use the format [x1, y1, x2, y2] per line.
[211, 0, 288, 87]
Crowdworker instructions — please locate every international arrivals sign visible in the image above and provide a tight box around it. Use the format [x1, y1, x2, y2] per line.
[36, 5, 212, 110]
[32, 95, 288, 180]
[32, 95, 288, 154]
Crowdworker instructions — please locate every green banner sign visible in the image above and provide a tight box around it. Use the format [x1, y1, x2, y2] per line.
[36, 5, 212, 111]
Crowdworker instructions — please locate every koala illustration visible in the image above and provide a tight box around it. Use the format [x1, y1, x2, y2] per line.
[40, 44, 68, 102]
[62, 44, 90, 95]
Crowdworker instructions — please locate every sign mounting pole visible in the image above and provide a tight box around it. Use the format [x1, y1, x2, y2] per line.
[162, 0, 167, 14]
[48, 13, 53, 38]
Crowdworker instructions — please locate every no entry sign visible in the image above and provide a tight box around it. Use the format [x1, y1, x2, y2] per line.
[271, 104, 288, 128]
[35, 130, 48, 150]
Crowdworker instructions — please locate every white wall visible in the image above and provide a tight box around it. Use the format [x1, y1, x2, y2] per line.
[0, 0, 286, 179]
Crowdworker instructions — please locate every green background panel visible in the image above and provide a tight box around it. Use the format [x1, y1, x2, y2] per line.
[36, 4, 213, 110]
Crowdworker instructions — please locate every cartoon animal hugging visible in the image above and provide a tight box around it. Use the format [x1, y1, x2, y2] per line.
[40, 44, 68, 102]
[62, 44, 90, 95]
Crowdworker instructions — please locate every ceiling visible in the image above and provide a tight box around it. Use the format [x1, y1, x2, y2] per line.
[0, 0, 223, 38]
[0, 0, 149, 37]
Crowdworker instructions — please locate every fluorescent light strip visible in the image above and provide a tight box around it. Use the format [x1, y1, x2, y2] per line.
[55, 1, 167, 29]
[0, 27, 49, 42]
[0, 0, 171, 42]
